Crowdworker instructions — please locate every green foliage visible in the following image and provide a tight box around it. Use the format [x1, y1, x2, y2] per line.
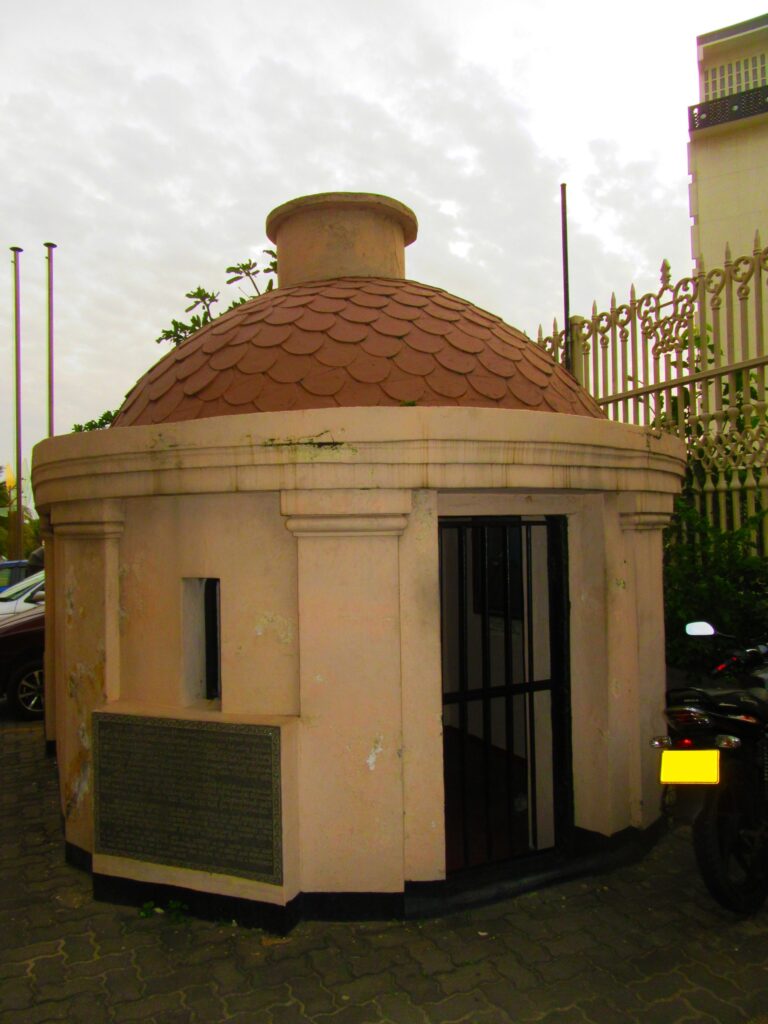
[138, 899, 189, 923]
[72, 410, 117, 432]
[664, 498, 768, 669]
[155, 250, 277, 347]
[0, 479, 40, 559]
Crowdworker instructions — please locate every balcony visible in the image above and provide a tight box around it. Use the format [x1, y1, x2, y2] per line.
[689, 84, 768, 131]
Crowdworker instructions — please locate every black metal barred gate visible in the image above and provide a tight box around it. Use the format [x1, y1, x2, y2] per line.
[439, 517, 572, 874]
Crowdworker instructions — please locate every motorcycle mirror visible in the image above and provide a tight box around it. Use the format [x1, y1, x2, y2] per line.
[685, 621, 716, 637]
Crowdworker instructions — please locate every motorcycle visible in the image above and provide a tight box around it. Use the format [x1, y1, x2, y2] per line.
[652, 621, 768, 913]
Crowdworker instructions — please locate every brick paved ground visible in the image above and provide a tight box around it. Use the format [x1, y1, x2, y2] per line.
[3, 709, 768, 1023]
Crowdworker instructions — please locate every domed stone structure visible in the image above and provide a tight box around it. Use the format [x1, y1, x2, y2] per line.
[33, 192, 685, 929]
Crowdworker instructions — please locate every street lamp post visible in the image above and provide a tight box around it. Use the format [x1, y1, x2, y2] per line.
[10, 246, 23, 560]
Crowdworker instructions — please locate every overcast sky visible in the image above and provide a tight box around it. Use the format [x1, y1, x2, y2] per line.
[1, 0, 764, 490]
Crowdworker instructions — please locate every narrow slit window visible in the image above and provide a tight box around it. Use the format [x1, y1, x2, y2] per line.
[183, 577, 221, 703]
[203, 579, 221, 700]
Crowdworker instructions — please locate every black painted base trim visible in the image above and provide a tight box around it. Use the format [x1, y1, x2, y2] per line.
[93, 874, 299, 935]
[76, 820, 665, 934]
[65, 842, 92, 872]
[410, 818, 668, 918]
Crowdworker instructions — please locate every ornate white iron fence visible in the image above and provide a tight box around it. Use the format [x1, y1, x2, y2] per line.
[537, 235, 768, 550]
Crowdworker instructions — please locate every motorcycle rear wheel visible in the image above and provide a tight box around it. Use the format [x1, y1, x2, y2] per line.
[693, 775, 768, 914]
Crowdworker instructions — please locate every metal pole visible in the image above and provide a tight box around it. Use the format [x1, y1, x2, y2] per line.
[44, 242, 57, 438]
[10, 246, 23, 560]
[560, 183, 571, 373]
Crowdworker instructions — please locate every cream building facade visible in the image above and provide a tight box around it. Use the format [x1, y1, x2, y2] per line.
[688, 14, 768, 268]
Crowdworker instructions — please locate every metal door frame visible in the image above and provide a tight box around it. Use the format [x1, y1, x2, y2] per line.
[439, 515, 573, 873]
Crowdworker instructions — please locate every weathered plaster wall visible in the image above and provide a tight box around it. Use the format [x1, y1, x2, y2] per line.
[118, 491, 299, 715]
[32, 406, 685, 900]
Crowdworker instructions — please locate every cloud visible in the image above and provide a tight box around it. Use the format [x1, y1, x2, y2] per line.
[1, 0, 695, 476]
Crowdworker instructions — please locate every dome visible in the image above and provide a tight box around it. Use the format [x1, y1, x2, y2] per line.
[113, 192, 603, 427]
[114, 278, 602, 426]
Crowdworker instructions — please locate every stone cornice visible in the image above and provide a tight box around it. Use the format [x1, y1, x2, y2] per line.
[32, 408, 686, 510]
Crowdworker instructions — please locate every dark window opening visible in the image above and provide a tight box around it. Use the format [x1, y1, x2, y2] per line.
[203, 579, 221, 701]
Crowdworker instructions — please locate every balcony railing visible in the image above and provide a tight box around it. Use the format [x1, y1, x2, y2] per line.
[689, 84, 768, 131]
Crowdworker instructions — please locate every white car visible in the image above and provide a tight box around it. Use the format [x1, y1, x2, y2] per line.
[0, 570, 45, 617]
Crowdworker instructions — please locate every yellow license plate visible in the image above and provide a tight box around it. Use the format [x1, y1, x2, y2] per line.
[660, 748, 720, 784]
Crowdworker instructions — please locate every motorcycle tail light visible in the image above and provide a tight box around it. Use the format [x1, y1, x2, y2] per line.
[715, 735, 742, 749]
[665, 707, 712, 729]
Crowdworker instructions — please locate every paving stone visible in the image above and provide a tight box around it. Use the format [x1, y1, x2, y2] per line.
[180, 981, 227, 1019]
[7, 714, 768, 1024]
[283, 974, 336, 1016]
[0, 1000, 73, 1024]
[111, 991, 186, 1021]
[374, 992, 430, 1023]
[327, 972, 397, 1006]
[224, 984, 293, 1015]
[313, 1002, 384, 1024]
[0, 976, 34, 1012]
[682, 985, 751, 1023]
[480, 980, 544, 1021]
[634, 995, 703, 1023]
[102, 965, 145, 1002]
[407, 939, 454, 975]
[270, 1003, 317, 1024]
[488, 950, 539, 988]
[432, 959, 500, 997]
[420, 989, 494, 1023]
[309, 947, 356, 986]
[387, 962, 444, 1003]
[34, 975, 106, 1005]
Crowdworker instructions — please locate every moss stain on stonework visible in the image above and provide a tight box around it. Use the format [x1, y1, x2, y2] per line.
[252, 612, 296, 646]
[259, 430, 357, 460]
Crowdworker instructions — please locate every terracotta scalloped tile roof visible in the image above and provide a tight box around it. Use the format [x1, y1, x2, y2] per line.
[113, 278, 604, 426]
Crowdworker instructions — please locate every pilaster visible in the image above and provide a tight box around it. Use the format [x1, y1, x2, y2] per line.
[282, 489, 411, 892]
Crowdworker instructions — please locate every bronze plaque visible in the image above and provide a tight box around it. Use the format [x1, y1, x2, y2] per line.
[93, 714, 282, 885]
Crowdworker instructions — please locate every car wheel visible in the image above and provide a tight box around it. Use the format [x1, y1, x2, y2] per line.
[9, 659, 45, 720]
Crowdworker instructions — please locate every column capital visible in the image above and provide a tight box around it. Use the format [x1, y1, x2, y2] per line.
[50, 499, 125, 539]
[281, 489, 412, 537]
[619, 493, 675, 532]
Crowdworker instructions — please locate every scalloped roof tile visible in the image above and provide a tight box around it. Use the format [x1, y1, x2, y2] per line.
[113, 277, 604, 426]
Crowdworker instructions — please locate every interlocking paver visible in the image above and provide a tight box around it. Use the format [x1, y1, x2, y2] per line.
[5, 711, 768, 1024]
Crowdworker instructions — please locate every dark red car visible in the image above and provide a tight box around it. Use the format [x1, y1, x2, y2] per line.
[0, 605, 44, 719]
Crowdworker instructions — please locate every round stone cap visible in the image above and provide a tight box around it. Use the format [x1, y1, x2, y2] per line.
[266, 193, 418, 287]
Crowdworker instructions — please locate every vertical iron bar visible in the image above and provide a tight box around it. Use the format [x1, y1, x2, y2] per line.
[480, 526, 493, 862]
[10, 247, 23, 560]
[525, 525, 538, 851]
[44, 243, 56, 437]
[457, 526, 470, 870]
[560, 184, 571, 373]
[547, 516, 574, 850]
[503, 525, 515, 855]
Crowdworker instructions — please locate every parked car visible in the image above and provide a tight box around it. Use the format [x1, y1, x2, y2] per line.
[0, 570, 45, 617]
[0, 560, 31, 593]
[0, 604, 44, 719]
